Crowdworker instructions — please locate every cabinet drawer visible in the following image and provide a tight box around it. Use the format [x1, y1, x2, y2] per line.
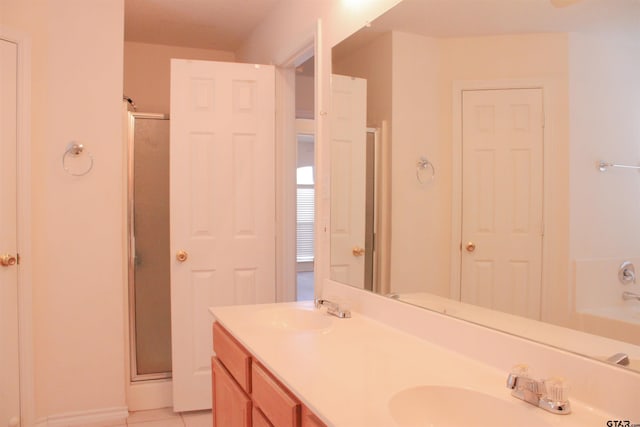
[211, 357, 251, 427]
[252, 362, 300, 427]
[252, 406, 273, 427]
[213, 322, 251, 393]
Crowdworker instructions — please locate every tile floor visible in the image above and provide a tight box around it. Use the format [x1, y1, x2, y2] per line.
[85, 408, 212, 427]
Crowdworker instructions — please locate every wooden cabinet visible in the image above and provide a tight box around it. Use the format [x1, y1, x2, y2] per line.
[251, 407, 272, 427]
[212, 322, 326, 427]
[301, 407, 326, 427]
[213, 322, 251, 392]
[252, 361, 300, 427]
[211, 357, 251, 427]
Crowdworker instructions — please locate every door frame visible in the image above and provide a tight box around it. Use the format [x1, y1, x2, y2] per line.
[274, 27, 317, 302]
[126, 112, 172, 383]
[1, 27, 34, 427]
[450, 80, 551, 307]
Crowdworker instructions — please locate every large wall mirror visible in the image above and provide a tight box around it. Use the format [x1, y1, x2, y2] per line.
[329, 0, 640, 372]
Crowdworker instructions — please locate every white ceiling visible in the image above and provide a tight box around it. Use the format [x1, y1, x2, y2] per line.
[334, 0, 640, 60]
[124, 0, 282, 51]
[126, 0, 640, 53]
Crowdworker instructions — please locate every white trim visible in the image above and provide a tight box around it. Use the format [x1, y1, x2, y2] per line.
[275, 67, 298, 302]
[314, 19, 329, 297]
[450, 79, 552, 315]
[127, 379, 173, 412]
[1, 26, 35, 427]
[35, 407, 129, 427]
[274, 28, 317, 303]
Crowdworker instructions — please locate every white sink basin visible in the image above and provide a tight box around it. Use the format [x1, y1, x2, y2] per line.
[388, 385, 552, 427]
[253, 306, 333, 332]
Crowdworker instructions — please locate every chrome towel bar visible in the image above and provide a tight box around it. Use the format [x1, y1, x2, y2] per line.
[598, 161, 640, 172]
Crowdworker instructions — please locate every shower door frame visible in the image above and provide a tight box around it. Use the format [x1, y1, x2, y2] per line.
[127, 112, 172, 382]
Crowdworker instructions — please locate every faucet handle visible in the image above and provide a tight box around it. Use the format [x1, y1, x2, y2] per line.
[507, 364, 529, 389]
[544, 377, 569, 402]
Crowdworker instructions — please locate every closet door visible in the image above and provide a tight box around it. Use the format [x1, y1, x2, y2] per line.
[0, 37, 20, 427]
[460, 88, 544, 320]
[170, 59, 276, 411]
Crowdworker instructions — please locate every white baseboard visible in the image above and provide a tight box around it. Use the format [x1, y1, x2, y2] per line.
[35, 406, 129, 427]
[127, 379, 173, 412]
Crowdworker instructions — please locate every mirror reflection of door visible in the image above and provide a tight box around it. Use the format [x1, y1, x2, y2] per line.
[460, 88, 544, 320]
[330, 74, 369, 289]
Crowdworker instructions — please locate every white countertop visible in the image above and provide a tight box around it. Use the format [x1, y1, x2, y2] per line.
[210, 301, 613, 427]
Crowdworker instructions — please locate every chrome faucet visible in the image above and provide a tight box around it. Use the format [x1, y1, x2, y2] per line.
[314, 298, 351, 318]
[606, 352, 630, 366]
[506, 365, 571, 414]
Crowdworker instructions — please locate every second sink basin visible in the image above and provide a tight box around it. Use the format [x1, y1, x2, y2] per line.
[253, 306, 333, 332]
[389, 385, 552, 427]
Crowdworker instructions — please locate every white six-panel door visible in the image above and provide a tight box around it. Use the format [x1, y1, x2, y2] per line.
[170, 59, 276, 411]
[460, 88, 544, 320]
[0, 37, 20, 427]
[330, 74, 368, 288]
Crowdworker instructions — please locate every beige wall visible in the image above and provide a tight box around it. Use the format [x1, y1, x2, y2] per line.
[124, 42, 235, 114]
[569, 30, 640, 260]
[568, 30, 640, 335]
[390, 32, 444, 295]
[295, 74, 314, 119]
[333, 32, 393, 129]
[3, 0, 126, 421]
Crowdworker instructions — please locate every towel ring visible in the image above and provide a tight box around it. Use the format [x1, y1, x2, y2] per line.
[416, 157, 435, 183]
[62, 142, 94, 176]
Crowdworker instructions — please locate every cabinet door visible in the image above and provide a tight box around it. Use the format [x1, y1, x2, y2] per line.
[213, 322, 252, 392]
[302, 406, 327, 427]
[252, 362, 300, 427]
[212, 357, 251, 427]
[252, 407, 273, 427]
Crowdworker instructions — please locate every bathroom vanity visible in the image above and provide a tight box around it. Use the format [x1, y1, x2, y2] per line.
[211, 320, 326, 426]
[210, 299, 629, 426]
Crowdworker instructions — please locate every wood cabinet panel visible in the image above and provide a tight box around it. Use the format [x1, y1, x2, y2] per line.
[252, 406, 273, 427]
[252, 361, 301, 427]
[211, 357, 251, 427]
[213, 322, 252, 392]
[213, 322, 325, 427]
[302, 406, 327, 427]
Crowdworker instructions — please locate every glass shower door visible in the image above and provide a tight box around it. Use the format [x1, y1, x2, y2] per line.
[128, 113, 172, 380]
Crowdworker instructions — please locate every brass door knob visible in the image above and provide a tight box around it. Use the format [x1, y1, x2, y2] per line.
[0, 254, 17, 267]
[352, 246, 365, 257]
[465, 242, 476, 253]
[176, 250, 188, 262]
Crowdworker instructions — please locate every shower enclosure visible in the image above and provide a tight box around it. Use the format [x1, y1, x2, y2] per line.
[127, 112, 172, 381]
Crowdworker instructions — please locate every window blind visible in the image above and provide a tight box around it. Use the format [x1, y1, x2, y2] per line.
[296, 187, 315, 262]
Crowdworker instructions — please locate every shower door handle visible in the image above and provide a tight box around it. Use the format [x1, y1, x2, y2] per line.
[176, 250, 188, 262]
